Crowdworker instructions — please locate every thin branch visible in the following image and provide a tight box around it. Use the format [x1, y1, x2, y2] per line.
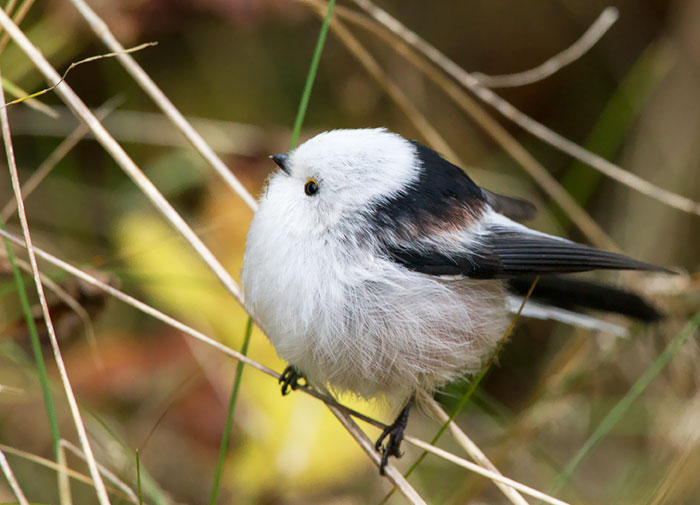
[0, 8, 247, 312]
[0, 447, 29, 505]
[472, 7, 619, 88]
[327, 405, 427, 505]
[65, 0, 258, 210]
[0, 60, 111, 505]
[403, 436, 569, 505]
[352, 0, 700, 217]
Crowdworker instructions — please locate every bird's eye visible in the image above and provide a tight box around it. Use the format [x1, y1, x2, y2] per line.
[304, 178, 319, 196]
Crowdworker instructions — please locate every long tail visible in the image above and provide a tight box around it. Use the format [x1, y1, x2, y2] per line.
[507, 275, 663, 323]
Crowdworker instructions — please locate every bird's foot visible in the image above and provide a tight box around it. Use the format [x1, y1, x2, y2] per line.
[279, 365, 305, 395]
[374, 398, 413, 475]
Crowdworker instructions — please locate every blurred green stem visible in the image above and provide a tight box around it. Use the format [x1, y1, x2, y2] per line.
[208, 317, 253, 505]
[0, 219, 60, 458]
[289, 0, 336, 149]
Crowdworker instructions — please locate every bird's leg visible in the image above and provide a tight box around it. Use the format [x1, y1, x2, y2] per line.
[279, 365, 306, 395]
[374, 394, 414, 475]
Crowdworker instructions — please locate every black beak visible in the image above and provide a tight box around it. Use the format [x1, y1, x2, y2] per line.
[271, 154, 290, 174]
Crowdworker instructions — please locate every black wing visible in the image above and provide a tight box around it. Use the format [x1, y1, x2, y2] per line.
[387, 224, 666, 279]
[374, 141, 666, 279]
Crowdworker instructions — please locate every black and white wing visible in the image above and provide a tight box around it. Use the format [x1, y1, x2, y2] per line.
[372, 141, 666, 280]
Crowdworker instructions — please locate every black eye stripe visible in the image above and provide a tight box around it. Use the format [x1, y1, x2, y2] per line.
[304, 179, 319, 196]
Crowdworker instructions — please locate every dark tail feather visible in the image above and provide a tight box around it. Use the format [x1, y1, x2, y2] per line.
[508, 275, 663, 322]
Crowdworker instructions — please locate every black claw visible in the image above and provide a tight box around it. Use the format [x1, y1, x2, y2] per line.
[375, 396, 413, 475]
[279, 365, 305, 395]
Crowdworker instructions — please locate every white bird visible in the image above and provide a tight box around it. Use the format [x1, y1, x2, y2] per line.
[241, 128, 665, 472]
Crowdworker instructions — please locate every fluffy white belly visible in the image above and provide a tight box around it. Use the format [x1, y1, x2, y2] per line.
[243, 230, 507, 402]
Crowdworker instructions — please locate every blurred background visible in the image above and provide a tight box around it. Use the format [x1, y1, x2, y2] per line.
[0, 0, 699, 504]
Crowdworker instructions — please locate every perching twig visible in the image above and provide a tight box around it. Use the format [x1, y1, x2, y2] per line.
[472, 7, 619, 88]
[0, 58, 111, 505]
[328, 405, 427, 505]
[351, 0, 700, 217]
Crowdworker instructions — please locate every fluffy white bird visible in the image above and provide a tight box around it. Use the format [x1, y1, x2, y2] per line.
[241, 128, 664, 472]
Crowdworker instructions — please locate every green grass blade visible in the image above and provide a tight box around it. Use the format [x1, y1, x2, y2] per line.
[0, 219, 60, 458]
[288, 0, 337, 150]
[136, 449, 143, 505]
[550, 310, 700, 494]
[208, 316, 253, 505]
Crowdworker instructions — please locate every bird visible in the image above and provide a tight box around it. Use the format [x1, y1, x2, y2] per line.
[241, 128, 667, 474]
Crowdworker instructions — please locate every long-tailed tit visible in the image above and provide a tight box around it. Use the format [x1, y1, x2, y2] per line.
[241, 128, 666, 473]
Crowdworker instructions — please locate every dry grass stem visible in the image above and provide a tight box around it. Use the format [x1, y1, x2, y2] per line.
[0, 252, 99, 365]
[0, 447, 29, 505]
[352, 0, 700, 217]
[0, 226, 273, 377]
[421, 394, 530, 505]
[0, 444, 136, 503]
[310, 4, 461, 163]
[66, 0, 258, 210]
[327, 405, 427, 505]
[307, 0, 618, 250]
[60, 440, 139, 504]
[2, 43, 156, 110]
[1, 97, 120, 220]
[1, 77, 57, 117]
[0, 8, 247, 310]
[0, 0, 35, 53]
[404, 436, 570, 505]
[57, 443, 73, 505]
[472, 7, 618, 88]
[0, 384, 24, 395]
[9, 106, 276, 156]
[0, 61, 111, 505]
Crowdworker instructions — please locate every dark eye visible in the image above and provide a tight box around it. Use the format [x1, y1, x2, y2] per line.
[304, 178, 319, 196]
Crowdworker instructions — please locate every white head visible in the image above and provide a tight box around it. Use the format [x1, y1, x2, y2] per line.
[263, 128, 420, 232]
